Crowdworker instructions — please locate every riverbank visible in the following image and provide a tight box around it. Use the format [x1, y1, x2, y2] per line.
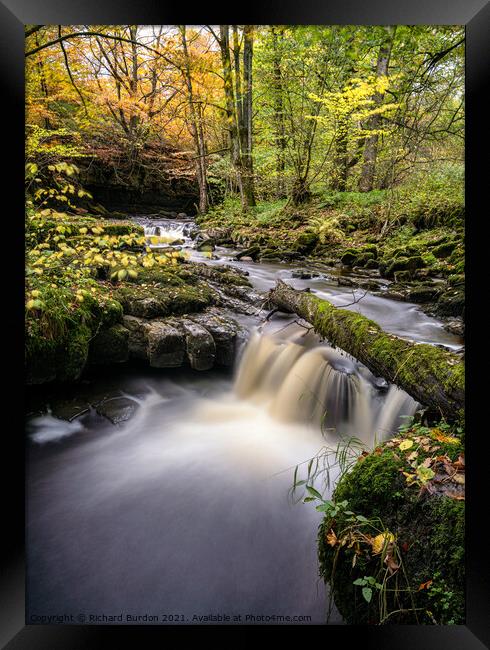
[197, 190, 464, 336]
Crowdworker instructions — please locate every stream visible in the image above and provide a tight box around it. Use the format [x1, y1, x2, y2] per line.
[26, 216, 463, 625]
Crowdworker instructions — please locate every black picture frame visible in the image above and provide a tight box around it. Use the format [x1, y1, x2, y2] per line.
[2, 1, 488, 646]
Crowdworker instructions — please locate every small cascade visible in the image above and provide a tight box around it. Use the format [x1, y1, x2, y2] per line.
[143, 220, 188, 245]
[234, 326, 420, 444]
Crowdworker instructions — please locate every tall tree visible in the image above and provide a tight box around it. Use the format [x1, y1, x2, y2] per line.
[179, 26, 209, 213]
[358, 26, 397, 192]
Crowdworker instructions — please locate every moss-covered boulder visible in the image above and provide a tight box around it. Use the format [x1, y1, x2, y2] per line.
[294, 231, 319, 254]
[114, 279, 215, 319]
[433, 289, 465, 318]
[447, 274, 464, 287]
[340, 249, 359, 265]
[406, 285, 442, 304]
[432, 241, 457, 258]
[384, 255, 426, 279]
[89, 324, 130, 365]
[318, 424, 465, 625]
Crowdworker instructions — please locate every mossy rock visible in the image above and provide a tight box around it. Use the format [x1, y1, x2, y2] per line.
[89, 323, 130, 365]
[384, 256, 426, 279]
[353, 252, 375, 267]
[101, 222, 144, 236]
[447, 274, 465, 287]
[407, 285, 442, 304]
[57, 323, 92, 382]
[432, 241, 457, 258]
[361, 244, 378, 259]
[319, 436, 465, 625]
[364, 259, 379, 270]
[393, 270, 412, 283]
[433, 289, 465, 318]
[340, 249, 359, 265]
[294, 231, 319, 254]
[91, 296, 124, 328]
[114, 281, 215, 319]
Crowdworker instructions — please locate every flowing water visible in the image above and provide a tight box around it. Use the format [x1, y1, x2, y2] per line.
[26, 216, 462, 625]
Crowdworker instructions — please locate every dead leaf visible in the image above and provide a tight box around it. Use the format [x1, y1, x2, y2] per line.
[326, 529, 338, 547]
[385, 553, 400, 574]
[418, 580, 433, 591]
[407, 451, 419, 462]
[453, 455, 465, 469]
[452, 473, 465, 485]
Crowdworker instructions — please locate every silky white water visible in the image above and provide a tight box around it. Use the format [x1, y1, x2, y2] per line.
[27, 216, 445, 624]
[27, 321, 419, 624]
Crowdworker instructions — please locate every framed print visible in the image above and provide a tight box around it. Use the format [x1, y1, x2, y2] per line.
[1, 0, 489, 647]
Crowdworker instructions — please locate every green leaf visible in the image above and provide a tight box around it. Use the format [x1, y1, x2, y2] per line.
[306, 485, 322, 499]
[353, 578, 365, 586]
[315, 504, 330, 512]
[362, 587, 372, 603]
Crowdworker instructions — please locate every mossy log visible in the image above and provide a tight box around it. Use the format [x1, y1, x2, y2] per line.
[269, 280, 464, 421]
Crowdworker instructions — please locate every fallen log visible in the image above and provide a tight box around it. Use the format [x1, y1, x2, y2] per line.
[269, 280, 464, 422]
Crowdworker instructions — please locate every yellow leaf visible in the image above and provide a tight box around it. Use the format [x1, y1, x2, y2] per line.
[399, 439, 414, 451]
[372, 532, 395, 555]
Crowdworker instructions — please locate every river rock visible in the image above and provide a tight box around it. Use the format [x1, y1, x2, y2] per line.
[188, 309, 243, 367]
[337, 276, 356, 287]
[443, 317, 464, 337]
[123, 315, 150, 360]
[122, 309, 245, 369]
[89, 324, 130, 365]
[96, 397, 138, 424]
[146, 318, 186, 368]
[180, 319, 216, 370]
[235, 245, 260, 261]
[196, 240, 215, 252]
[292, 269, 319, 280]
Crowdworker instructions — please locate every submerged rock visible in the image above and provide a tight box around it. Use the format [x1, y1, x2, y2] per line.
[96, 397, 138, 424]
[292, 269, 319, 280]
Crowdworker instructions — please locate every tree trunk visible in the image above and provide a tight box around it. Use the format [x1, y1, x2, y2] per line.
[180, 26, 208, 213]
[332, 117, 349, 191]
[239, 25, 256, 209]
[359, 26, 396, 193]
[219, 25, 242, 197]
[268, 280, 464, 422]
[271, 27, 287, 199]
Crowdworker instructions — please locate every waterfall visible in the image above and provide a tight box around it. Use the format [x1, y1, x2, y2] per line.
[234, 326, 420, 445]
[143, 221, 187, 245]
